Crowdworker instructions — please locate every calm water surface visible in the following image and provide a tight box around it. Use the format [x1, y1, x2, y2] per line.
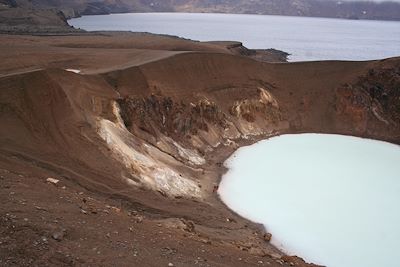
[219, 134, 400, 267]
[69, 13, 400, 61]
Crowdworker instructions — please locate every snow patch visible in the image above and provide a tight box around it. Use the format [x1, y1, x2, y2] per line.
[65, 69, 81, 74]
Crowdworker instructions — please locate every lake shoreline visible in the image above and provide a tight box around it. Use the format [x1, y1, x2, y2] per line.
[69, 12, 400, 61]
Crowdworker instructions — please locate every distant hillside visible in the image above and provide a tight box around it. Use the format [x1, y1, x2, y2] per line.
[2, 0, 400, 21]
[173, 0, 400, 21]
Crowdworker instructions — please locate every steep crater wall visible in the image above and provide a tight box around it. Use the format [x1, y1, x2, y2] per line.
[1, 54, 400, 266]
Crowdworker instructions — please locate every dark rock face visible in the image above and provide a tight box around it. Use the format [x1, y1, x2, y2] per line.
[334, 61, 400, 140]
[118, 95, 227, 138]
[0, 8, 67, 26]
[0, 6, 82, 34]
[358, 65, 400, 124]
[205, 42, 289, 63]
[0, 0, 17, 7]
[116, 87, 283, 154]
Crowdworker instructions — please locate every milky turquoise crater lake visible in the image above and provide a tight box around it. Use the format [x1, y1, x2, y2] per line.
[69, 12, 400, 61]
[218, 134, 400, 267]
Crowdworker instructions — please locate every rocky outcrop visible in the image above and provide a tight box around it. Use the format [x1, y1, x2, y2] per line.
[357, 64, 400, 124]
[334, 60, 400, 140]
[0, 6, 81, 34]
[208, 41, 289, 63]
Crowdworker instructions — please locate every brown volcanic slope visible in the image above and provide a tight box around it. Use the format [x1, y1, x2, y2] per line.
[0, 33, 400, 267]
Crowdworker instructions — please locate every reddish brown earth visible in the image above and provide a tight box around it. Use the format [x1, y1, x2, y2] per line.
[0, 33, 399, 267]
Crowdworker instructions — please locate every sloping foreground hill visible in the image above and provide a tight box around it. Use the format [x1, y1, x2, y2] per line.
[0, 34, 399, 266]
